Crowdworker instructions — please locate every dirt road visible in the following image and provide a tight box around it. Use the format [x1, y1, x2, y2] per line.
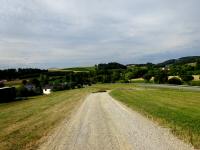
[39, 92, 194, 150]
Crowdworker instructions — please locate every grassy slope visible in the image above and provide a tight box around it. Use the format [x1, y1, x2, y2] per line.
[0, 88, 94, 150]
[48, 66, 95, 72]
[110, 87, 200, 148]
[48, 69, 70, 72]
[1, 83, 200, 149]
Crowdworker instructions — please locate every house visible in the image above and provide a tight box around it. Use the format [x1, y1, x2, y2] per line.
[43, 89, 51, 95]
[0, 87, 16, 102]
[42, 85, 53, 95]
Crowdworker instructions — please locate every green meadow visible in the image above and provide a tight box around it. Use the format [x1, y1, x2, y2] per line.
[110, 86, 200, 148]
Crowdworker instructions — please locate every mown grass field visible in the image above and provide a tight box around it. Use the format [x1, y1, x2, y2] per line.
[0, 88, 96, 150]
[110, 86, 200, 148]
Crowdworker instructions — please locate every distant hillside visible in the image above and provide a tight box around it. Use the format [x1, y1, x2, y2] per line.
[49, 56, 200, 72]
[157, 56, 200, 67]
[62, 66, 95, 72]
[126, 56, 200, 67]
[61, 63, 127, 72]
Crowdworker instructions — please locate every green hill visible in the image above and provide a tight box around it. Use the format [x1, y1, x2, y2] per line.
[156, 56, 200, 67]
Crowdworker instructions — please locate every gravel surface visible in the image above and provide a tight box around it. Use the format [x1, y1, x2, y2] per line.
[39, 92, 194, 150]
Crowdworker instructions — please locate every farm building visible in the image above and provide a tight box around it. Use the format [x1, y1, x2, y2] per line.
[0, 87, 16, 102]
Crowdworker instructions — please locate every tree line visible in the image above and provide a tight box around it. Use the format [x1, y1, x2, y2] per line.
[1, 61, 200, 99]
[0, 68, 48, 80]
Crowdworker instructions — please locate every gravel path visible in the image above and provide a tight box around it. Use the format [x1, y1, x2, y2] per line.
[39, 92, 194, 150]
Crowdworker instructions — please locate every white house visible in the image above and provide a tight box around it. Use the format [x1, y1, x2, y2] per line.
[42, 85, 53, 95]
[43, 88, 51, 95]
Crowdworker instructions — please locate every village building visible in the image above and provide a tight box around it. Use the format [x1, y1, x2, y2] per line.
[42, 85, 53, 95]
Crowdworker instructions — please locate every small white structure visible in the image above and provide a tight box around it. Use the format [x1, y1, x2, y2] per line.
[43, 88, 51, 95]
[43, 85, 53, 95]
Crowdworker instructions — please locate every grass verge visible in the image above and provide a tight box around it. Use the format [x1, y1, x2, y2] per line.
[110, 87, 200, 148]
[0, 88, 92, 150]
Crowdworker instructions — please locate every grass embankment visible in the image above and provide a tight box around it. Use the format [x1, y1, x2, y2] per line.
[0, 88, 93, 150]
[110, 87, 200, 148]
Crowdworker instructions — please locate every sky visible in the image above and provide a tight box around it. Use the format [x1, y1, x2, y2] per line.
[0, 0, 200, 68]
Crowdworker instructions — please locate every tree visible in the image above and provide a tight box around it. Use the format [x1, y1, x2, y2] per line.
[146, 63, 155, 70]
[22, 80, 27, 85]
[143, 73, 152, 82]
[179, 75, 194, 83]
[30, 78, 40, 87]
[131, 67, 148, 79]
[196, 59, 200, 70]
[168, 77, 182, 85]
[97, 62, 127, 70]
[112, 71, 121, 82]
[125, 71, 134, 80]
[154, 70, 168, 84]
[16, 85, 29, 97]
[39, 74, 49, 86]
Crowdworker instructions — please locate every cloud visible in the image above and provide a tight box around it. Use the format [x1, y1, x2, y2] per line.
[0, 0, 200, 68]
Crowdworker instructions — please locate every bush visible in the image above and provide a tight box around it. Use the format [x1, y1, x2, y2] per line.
[143, 73, 152, 82]
[52, 85, 65, 91]
[168, 77, 182, 85]
[117, 79, 129, 83]
[22, 80, 27, 85]
[154, 71, 168, 84]
[68, 82, 76, 89]
[179, 75, 194, 83]
[77, 84, 83, 88]
[16, 86, 29, 97]
[191, 80, 200, 86]
[16, 86, 42, 97]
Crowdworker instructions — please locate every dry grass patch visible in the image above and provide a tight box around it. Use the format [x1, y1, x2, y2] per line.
[0, 88, 91, 150]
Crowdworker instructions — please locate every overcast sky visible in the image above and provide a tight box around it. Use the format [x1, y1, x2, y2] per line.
[0, 0, 200, 68]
